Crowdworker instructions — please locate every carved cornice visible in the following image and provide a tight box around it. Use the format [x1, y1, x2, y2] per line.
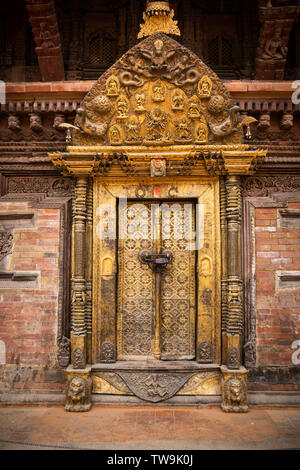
[49, 145, 267, 177]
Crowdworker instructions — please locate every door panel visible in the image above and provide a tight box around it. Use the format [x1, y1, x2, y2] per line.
[117, 200, 196, 361]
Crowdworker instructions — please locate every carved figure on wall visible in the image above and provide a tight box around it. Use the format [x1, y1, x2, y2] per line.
[227, 347, 240, 369]
[167, 51, 199, 86]
[134, 90, 146, 112]
[8, 115, 21, 131]
[100, 341, 115, 362]
[53, 114, 65, 130]
[116, 94, 129, 119]
[195, 120, 208, 143]
[139, 39, 175, 74]
[257, 112, 271, 130]
[198, 76, 212, 98]
[174, 117, 192, 142]
[150, 158, 166, 177]
[261, 27, 288, 61]
[280, 113, 293, 130]
[125, 116, 142, 142]
[72, 347, 85, 369]
[40, 22, 55, 49]
[188, 96, 201, 118]
[198, 341, 213, 363]
[0, 231, 13, 262]
[171, 90, 185, 111]
[108, 124, 123, 145]
[29, 113, 43, 133]
[105, 75, 120, 96]
[152, 80, 166, 102]
[65, 376, 92, 412]
[222, 377, 248, 413]
[145, 107, 170, 142]
[57, 336, 70, 368]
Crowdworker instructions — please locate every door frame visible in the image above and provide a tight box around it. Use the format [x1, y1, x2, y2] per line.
[92, 177, 221, 365]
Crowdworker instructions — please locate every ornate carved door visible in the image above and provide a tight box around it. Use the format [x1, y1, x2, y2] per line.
[117, 200, 196, 361]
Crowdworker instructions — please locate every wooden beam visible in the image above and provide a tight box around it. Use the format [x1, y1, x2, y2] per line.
[25, 0, 65, 81]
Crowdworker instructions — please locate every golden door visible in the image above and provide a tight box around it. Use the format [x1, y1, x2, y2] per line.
[117, 200, 196, 361]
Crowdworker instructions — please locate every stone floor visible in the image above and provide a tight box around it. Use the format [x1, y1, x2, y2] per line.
[0, 405, 300, 450]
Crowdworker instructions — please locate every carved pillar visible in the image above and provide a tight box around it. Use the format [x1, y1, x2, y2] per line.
[221, 174, 248, 413]
[220, 177, 228, 364]
[85, 178, 93, 364]
[225, 175, 243, 370]
[70, 177, 88, 369]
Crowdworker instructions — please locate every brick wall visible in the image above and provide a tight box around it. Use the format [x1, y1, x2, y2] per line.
[255, 202, 300, 367]
[0, 201, 64, 391]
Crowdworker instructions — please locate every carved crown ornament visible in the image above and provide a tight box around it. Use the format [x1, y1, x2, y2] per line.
[48, 33, 267, 177]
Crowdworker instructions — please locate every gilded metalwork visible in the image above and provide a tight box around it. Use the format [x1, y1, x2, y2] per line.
[138, 1, 180, 39]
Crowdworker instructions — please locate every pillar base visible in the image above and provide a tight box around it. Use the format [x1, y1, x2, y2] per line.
[65, 365, 92, 412]
[221, 365, 248, 413]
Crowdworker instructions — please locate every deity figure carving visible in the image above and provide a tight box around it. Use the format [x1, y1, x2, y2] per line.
[167, 51, 199, 86]
[116, 94, 129, 119]
[174, 117, 192, 141]
[108, 125, 123, 145]
[134, 90, 146, 112]
[280, 113, 293, 130]
[171, 90, 185, 111]
[257, 112, 270, 130]
[261, 27, 288, 61]
[125, 116, 142, 142]
[29, 113, 43, 133]
[198, 76, 212, 98]
[188, 96, 201, 118]
[222, 376, 248, 413]
[8, 114, 21, 131]
[150, 158, 166, 177]
[195, 120, 208, 143]
[145, 107, 170, 142]
[40, 22, 55, 49]
[65, 376, 92, 412]
[106, 75, 120, 96]
[139, 39, 175, 74]
[152, 80, 166, 102]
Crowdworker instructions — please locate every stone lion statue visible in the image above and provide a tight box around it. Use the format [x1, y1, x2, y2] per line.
[65, 376, 92, 412]
[222, 377, 248, 413]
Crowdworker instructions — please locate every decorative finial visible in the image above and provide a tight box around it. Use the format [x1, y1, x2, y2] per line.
[138, 1, 180, 38]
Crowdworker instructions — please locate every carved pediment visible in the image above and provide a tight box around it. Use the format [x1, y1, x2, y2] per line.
[50, 33, 267, 176]
[72, 33, 245, 147]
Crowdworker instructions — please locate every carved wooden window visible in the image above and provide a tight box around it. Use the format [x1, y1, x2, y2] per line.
[88, 31, 116, 66]
[208, 36, 233, 66]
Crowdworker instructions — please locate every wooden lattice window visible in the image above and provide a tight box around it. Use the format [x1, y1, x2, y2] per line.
[88, 31, 115, 66]
[208, 36, 233, 66]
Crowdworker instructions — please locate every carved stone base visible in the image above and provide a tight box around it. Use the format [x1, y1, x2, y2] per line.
[65, 366, 92, 412]
[221, 366, 248, 413]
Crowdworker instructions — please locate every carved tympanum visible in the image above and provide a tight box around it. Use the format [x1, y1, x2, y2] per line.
[70, 33, 246, 147]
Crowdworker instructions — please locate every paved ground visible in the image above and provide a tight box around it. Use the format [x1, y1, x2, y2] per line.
[0, 405, 299, 450]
